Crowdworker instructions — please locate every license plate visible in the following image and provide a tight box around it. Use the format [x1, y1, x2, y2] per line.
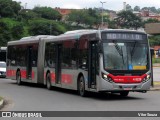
[123, 88, 132, 90]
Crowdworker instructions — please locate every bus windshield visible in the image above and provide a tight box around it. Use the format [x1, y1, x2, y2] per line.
[103, 41, 149, 70]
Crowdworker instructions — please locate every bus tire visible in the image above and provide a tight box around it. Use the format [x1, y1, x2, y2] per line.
[46, 73, 52, 90]
[120, 91, 129, 97]
[78, 76, 87, 97]
[16, 71, 21, 85]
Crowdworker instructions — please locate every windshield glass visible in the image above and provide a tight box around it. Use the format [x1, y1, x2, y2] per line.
[103, 41, 149, 70]
[0, 62, 6, 68]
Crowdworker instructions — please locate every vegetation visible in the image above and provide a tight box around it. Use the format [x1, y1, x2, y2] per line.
[149, 35, 160, 46]
[115, 11, 142, 29]
[33, 7, 62, 20]
[126, 4, 160, 14]
[0, 0, 21, 18]
[67, 8, 105, 28]
[0, 96, 2, 101]
[152, 58, 160, 64]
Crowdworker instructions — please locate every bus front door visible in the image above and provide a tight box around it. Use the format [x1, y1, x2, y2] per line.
[88, 41, 98, 89]
[26, 46, 32, 79]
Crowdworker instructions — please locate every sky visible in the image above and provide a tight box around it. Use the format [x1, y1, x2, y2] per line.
[13, 0, 160, 11]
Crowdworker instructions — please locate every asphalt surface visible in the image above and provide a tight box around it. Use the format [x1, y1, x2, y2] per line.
[0, 78, 159, 111]
[0, 67, 160, 120]
[0, 79, 160, 120]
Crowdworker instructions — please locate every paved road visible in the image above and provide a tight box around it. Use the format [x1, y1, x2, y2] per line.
[153, 67, 160, 81]
[0, 79, 160, 120]
[0, 78, 160, 111]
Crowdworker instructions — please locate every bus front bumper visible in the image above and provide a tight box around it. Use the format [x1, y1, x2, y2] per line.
[98, 78, 151, 92]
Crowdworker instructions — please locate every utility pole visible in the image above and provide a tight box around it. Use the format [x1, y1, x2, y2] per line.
[25, 3, 27, 9]
[50, 23, 52, 35]
[100, 1, 106, 27]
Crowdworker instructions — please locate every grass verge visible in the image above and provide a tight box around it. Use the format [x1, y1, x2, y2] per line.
[152, 58, 160, 64]
[154, 82, 160, 85]
[0, 96, 2, 101]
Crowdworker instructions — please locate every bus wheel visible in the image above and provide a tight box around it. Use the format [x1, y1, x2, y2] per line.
[78, 76, 87, 97]
[46, 73, 52, 90]
[120, 91, 129, 97]
[16, 71, 21, 85]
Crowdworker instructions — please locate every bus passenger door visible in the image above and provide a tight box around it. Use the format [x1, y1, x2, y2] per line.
[88, 41, 98, 89]
[55, 44, 62, 84]
[26, 46, 32, 79]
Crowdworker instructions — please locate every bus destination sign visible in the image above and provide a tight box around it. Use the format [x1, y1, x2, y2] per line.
[105, 33, 144, 40]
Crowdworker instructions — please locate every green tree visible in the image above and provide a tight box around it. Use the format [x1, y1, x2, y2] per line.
[145, 18, 159, 23]
[67, 8, 101, 28]
[0, 18, 25, 42]
[149, 35, 160, 46]
[11, 23, 24, 39]
[33, 7, 62, 20]
[67, 10, 87, 25]
[150, 7, 157, 13]
[142, 7, 158, 13]
[141, 7, 149, 10]
[0, 21, 12, 46]
[157, 8, 160, 13]
[18, 10, 40, 22]
[115, 11, 142, 29]
[0, 0, 21, 18]
[134, 6, 140, 11]
[126, 4, 133, 11]
[108, 20, 117, 29]
[29, 19, 66, 35]
[143, 18, 160, 27]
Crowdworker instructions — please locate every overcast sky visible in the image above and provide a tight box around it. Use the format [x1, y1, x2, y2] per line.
[13, 0, 160, 11]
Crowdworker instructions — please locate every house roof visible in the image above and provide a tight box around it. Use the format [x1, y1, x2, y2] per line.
[153, 46, 160, 51]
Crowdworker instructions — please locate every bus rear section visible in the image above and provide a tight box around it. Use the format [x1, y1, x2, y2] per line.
[6, 43, 39, 83]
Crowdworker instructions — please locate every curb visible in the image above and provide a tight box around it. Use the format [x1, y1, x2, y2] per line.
[150, 85, 160, 91]
[153, 66, 160, 68]
[0, 98, 4, 110]
[150, 88, 160, 91]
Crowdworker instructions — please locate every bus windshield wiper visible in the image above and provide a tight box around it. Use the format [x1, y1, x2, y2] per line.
[130, 41, 137, 57]
[113, 41, 125, 65]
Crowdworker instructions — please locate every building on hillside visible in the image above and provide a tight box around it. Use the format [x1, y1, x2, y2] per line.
[54, 7, 81, 21]
[108, 11, 117, 20]
[133, 10, 160, 21]
[145, 23, 160, 35]
[54, 7, 116, 23]
[152, 46, 160, 58]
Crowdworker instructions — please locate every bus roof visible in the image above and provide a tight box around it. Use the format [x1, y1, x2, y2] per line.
[20, 35, 56, 41]
[44, 29, 146, 42]
[8, 35, 56, 46]
[44, 29, 98, 42]
[7, 29, 147, 46]
[64, 29, 97, 34]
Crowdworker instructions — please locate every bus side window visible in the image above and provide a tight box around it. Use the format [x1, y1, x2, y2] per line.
[61, 40, 77, 69]
[32, 44, 38, 67]
[45, 43, 56, 68]
[78, 38, 88, 70]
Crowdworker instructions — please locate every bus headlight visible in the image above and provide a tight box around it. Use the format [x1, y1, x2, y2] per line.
[142, 74, 151, 83]
[102, 73, 114, 83]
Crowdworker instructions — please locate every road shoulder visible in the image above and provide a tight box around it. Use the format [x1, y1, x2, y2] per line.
[150, 82, 160, 91]
[0, 97, 4, 110]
